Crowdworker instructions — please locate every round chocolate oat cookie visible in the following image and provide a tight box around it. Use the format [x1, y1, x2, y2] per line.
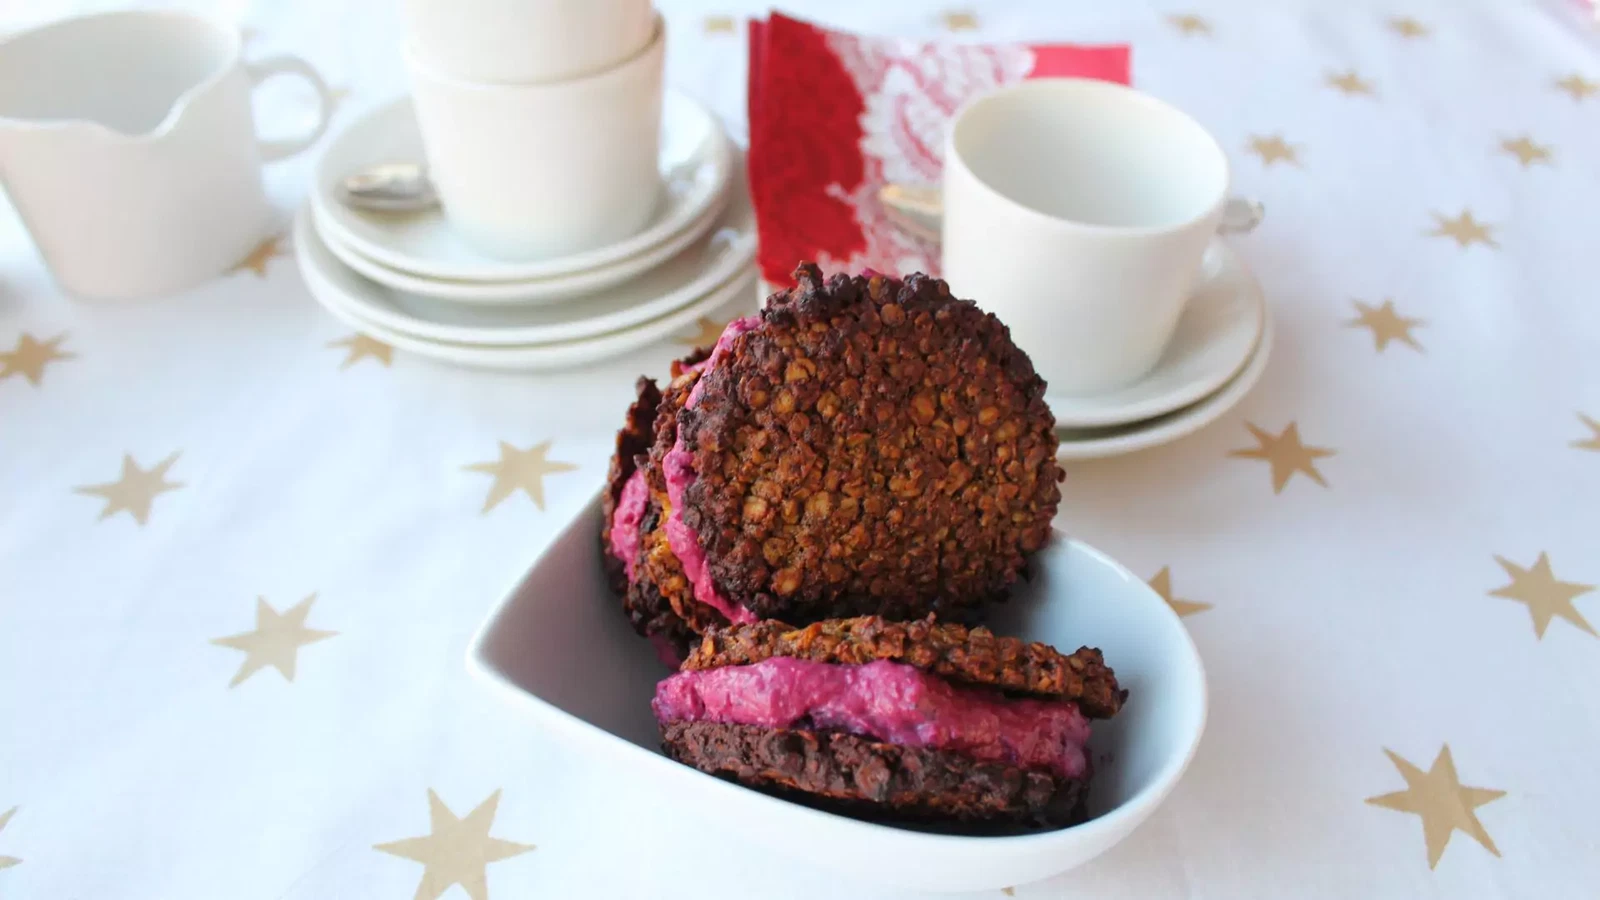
[661, 720, 1089, 830]
[671, 262, 1063, 625]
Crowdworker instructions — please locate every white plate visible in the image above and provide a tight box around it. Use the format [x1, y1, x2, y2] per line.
[295, 205, 759, 371]
[1056, 300, 1274, 460]
[310, 89, 733, 283]
[1046, 241, 1264, 428]
[468, 493, 1206, 892]
[309, 153, 754, 345]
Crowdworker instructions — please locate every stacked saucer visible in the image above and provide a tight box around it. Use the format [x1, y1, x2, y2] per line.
[296, 90, 755, 370]
[1052, 243, 1272, 459]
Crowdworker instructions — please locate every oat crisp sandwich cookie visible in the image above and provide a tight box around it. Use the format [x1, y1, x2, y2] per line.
[653, 616, 1126, 830]
[602, 263, 1064, 654]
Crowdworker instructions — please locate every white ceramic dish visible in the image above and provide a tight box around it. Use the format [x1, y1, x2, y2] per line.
[1056, 299, 1274, 460]
[308, 153, 753, 343]
[467, 493, 1208, 892]
[310, 89, 732, 282]
[1046, 240, 1263, 428]
[296, 203, 757, 371]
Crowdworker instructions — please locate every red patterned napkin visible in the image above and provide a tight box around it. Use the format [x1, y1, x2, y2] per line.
[748, 12, 1130, 285]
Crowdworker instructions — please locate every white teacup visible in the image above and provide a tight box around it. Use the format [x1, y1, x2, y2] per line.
[404, 0, 655, 85]
[941, 78, 1257, 396]
[405, 13, 665, 262]
[0, 11, 332, 300]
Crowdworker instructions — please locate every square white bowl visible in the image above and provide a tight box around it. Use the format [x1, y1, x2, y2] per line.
[467, 491, 1207, 892]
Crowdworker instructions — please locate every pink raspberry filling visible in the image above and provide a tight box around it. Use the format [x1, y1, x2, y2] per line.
[653, 658, 1091, 779]
[659, 315, 762, 625]
[607, 469, 650, 581]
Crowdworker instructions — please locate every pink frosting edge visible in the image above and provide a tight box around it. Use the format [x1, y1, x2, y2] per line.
[607, 469, 650, 582]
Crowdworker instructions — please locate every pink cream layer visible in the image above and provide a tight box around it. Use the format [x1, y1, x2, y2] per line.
[608, 469, 650, 581]
[652, 658, 1091, 779]
[659, 316, 762, 625]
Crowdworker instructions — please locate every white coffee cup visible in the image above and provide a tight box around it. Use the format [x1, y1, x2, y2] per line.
[403, 0, 655, 85]
[405, 13, 665, 262]
[941, 78, 1257, 396]
[0, 10, 332, 300]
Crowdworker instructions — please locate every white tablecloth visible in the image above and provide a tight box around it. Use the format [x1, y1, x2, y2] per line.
[3, 1, 1599, 897]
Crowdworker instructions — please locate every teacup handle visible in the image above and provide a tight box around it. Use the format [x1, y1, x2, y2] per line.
[878, 184, 1266, 241]
[245, 55, 334, 162]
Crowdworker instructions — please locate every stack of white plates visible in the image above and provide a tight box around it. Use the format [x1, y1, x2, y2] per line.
[295, 89, 757, 371]
[1052, 242, 1273, 460]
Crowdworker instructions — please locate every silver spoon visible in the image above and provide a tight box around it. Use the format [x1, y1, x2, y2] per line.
[338, 161, 439, 213]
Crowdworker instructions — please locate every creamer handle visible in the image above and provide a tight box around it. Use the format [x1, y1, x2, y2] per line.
[245, 55, 334, 162]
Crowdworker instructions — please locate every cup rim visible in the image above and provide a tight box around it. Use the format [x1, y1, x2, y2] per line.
[945, 78, 1230, 239]
[404, 10, 665, 92]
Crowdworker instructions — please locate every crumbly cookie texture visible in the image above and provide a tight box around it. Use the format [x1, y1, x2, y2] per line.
[676, 263, 1063, 624]
[682, 615, 1125, 718]
[661, 720, 1088, 830]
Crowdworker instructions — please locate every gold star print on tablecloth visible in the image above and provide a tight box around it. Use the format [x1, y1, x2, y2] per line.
[941, 10, 979, 31]
[1366, 745, 1504, 869]
[464, 441, 579, 513]
[1489, 553, 1595, 640]
[1427, 211, 1497, 249]
[1326, 70, 1375, 96]
[1167, 14, 1211, 36]
[1573, 413, 1600, 452]
[0, 807, 19, 870]
[1500, 135, 1552, 168]
[1149, 567, 1211, 617]
[375, 790, 534, 900]
[230, 234, 286, 277]
[1347, 300, 1424, 352]
[1553, 73, 1597, 102]
[678, 316, 728, 349]
[703, 15, 736, 34]
[1388, 16, 1429, 38]
[74, 452, 184, 525]
[327, 333, 393, 369]
[1229, 422, 1334, 493]
[0, 333, 74, 386]
[211, 595, 337, 687]
[1246, 135, 1300, 167]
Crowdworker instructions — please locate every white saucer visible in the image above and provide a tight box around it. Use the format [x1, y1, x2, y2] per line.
[295, 206, 758, 371]
[303, 154, 754, 346]
[1056, 301, 1273, 460]
[310, 89, 733, 284]
[1046, 241, 1264, 428]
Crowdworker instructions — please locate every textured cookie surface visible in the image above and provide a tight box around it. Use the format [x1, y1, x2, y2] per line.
[682, 616, 1125, 718]
[661, 720, 1088, 830]
[675, 263, 1064, 624]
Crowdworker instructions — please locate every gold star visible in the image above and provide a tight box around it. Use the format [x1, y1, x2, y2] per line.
[230, 234, 286, 277]
[1326, 70, 1375, 96]
[677, 316, 728, 349]
[1246, 134, 1300, 167]
[1499, 135, 1552, 168]
[1347, 299, 1424, 352]
[1388, 17, 1428, 38]
[0, 332, 74, 386]
[1366, 745, 1504, 869]
[1489, 553, 1595, 640]
[0, 807, 19, 870]
[1149, 567, 1212, 617]
[1573, 413, 1600, 452]
[703, 15, 736, 34]
[464, 440, 579, 513]
[327, 333, 393, 369]
[1167, 14, 1211, 35]
[1427, 210, 1497, 249]
[1553, 73, 1597, 102]
[1002, 889, 1015, 897]
[942, 10, 979, 31]
[1228, 422, 1334, 493]
[375, 790, 535, 900]
[74, 452, 184, 525]
[211, 595, 337, 687]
